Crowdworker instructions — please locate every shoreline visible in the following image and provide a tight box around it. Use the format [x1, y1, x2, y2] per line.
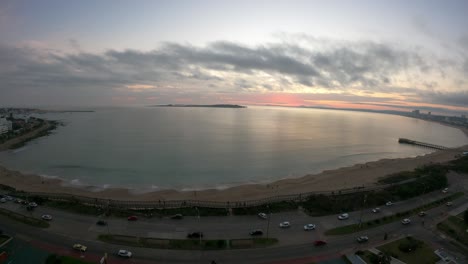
[0, 120, 467, 202]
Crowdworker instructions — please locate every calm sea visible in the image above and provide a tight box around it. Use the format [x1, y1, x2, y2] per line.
[0, 106, 467, 191]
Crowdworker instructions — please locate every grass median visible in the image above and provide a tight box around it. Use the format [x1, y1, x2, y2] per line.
[0, 207, 49, 228]
[325, 192, 463, 235]
[98, 234, 278, 250]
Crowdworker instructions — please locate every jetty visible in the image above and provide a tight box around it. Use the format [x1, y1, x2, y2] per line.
[398, 138, 449, 150]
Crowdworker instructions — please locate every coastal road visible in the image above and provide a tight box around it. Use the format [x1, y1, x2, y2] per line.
[1, 171, 467, 263]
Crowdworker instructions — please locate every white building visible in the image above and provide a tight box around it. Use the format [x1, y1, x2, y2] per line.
[0, 118, 12, 135]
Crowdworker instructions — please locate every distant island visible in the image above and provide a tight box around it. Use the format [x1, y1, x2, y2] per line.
[148, 104, 247, 108]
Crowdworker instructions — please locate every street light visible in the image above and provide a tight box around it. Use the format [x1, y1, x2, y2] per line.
[195, 207, 202, 244]
[266, 205, 271, 239]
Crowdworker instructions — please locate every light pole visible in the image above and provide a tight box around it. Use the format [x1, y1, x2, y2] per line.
[195, 207, 201, 244]
[266, 205, 271, 239]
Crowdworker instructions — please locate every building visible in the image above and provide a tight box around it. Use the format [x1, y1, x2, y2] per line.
[0, 118, 12, 135]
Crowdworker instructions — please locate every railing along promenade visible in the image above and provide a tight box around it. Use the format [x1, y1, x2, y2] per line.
[9, 178, 419, 210]
[398, 138, 449, 150]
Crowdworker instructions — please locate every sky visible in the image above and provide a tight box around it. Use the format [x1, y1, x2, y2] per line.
[0, 0, 467, 114]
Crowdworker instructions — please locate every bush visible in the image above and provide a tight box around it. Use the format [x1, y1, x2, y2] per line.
[398, 237, 421, 252]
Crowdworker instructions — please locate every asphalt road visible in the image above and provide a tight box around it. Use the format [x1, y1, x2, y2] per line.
[1, 171, 467, 263]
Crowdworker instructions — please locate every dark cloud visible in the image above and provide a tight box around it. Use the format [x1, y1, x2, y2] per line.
[422, 90, 468, 107]
[0, 39, 465, 108]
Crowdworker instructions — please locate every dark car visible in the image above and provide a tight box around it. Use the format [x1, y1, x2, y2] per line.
[249, 229, 263, 236]
[96, 220, 108, 226]
[127, 216, 138, 221]
[314, 240, 327, 247]
[187, 232, 204, 239]
[356, 236, 369, 243]
[170, 214, 183, 220]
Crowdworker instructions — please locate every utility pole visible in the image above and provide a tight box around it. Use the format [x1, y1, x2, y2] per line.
[359, 193, 367, 228]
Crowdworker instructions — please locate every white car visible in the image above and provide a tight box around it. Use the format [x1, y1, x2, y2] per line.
[279, 221, 291, 228]
[442, 188, 448, 193]
[258, 213, 268, 219]
[28, 202, 38, 208]
[401, 218, 411, 225]
[303, 224, 316, 230]
[446, 202, 453, 206]
[41, 214, 52, 221]
[372, 208, 380, 213]
[386, 201, 393, 206]
[338, 213, 349, 220]
[118, 249, 132, 258]
[73, 244, 87, 252]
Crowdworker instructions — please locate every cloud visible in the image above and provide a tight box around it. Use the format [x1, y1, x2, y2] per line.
[0, 38, 466, 110]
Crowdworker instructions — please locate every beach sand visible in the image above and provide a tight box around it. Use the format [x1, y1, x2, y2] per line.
[1, 125, 467, 202]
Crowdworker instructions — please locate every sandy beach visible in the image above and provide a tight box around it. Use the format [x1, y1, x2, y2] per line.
[1, 141, 467, 202]
[1, 125, 467, 202]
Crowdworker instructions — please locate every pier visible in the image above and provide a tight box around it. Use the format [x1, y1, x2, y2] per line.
[398, 138, 449, 150]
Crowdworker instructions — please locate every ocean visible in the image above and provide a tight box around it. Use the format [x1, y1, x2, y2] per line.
[0, 106, 467, 191]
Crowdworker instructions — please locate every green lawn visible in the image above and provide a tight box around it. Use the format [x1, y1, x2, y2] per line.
[437, 213, 468, 246]
[377, 237, 439, 264]
[98, 234, 278, 250]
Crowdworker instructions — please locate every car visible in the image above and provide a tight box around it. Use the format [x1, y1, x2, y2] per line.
[73, 244, 87, 252]
[418, 211, 426, 217]
[372, 208, 380, 213]
[303, 224, 316, 231]
[0, 198, 6, 203]
[96, 220, 107, 226]
[356, 236, 369, 243]
[442, 188, 448, 193]
[279, 221, 291, 228]
[5, 196, 13, 201]
[127, 216, 138, 221]
[258, 213, 268, 219]
[314, 240, 327, 247]
[117, 249, 132, 258]
[338, 213, 349, 220]
[401, 218, 411, 225]
[187, 232, 204, 239]
[249, 229, 263, 236]
[446, 202, 453, 206]
[386, 201, 393, 206]
[41, 214, 52, 221]
[28, 202, 38, 208]
[170, 214, 183, 219]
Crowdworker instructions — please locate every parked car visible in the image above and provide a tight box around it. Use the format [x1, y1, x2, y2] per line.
[314, 240, 327, 247]
[187, 232, 204, 239]
[258, 213, 268, 219]
[117, 249, 132, 258]
[127, 216, 138, 221]
[386, 201, 393, 206]
[401, 218, 411, 225]
[356, 236, 369, 243]
[279, 221, 291, 228]
[41, 214, 52, 221]
[442, 188, 449, 193]
[249, 229, 263, 236]
[338, 213, 349, 220]
[170, 214, 183, 219]
[446, 202, 453, 206]
[0, 198, 6, 203]
[303, 224, 316, 231]
[418, 211, 426, 217]
[5, 196, 14, 201]
[372, 208, 380, 213]
[96, 220, 107, 226]
[73, 244, 87, 252]
[28, 202, 38, 208]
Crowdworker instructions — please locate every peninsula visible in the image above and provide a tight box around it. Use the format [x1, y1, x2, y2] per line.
[148, 104, 247, 108]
